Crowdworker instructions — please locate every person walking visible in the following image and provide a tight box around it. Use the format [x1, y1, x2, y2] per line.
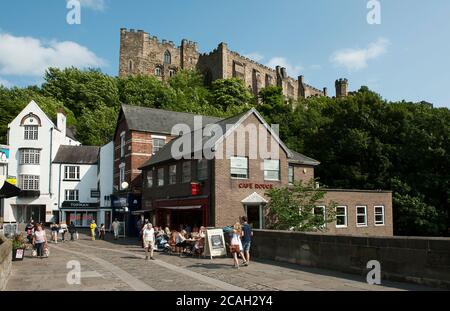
[142, 223, 155, 260]
[68, 221, 76, 241]
[112, 219, 120, 240]
[25, 220, 34, 244]
[50, 222, 59, 244]
[241, 216, 253, 266]
[90, 220, 97, 241]
[60, 222, 68, 242]
[99, 223, 106, 240]
[32, 224, 48, 259]
[230, 222, 247, 269]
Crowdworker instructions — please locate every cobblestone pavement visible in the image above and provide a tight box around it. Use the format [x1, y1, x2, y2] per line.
[6, 232, 436, 291]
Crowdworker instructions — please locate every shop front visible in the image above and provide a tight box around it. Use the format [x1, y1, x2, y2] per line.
[61, 201, 100, 227]
[111, 193, 142, 236]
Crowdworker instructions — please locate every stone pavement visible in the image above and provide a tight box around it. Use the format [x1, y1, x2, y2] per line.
[5, 232, 437, 291]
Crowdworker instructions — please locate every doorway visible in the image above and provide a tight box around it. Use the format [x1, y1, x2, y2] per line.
[244, 204, 264, 229]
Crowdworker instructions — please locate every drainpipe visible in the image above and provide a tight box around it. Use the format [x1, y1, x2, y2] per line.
[58, 163, 62, 223]
[49, 127, 53, 221]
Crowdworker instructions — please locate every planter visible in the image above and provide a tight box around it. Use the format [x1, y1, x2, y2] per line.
[12, 248, 25, 261]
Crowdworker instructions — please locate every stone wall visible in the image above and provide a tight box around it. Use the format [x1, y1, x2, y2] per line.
[251, 230, 450, 289]
[0, 235, 12, 291]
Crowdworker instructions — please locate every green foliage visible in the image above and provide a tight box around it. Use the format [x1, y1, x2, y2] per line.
[209, 78, 255, 112]
[265, 179, 337, 232]
[76, 104, 118, 146]
[11, 233, 26, 249]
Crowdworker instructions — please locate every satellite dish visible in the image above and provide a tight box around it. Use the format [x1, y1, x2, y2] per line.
[121, 182, 129, 190]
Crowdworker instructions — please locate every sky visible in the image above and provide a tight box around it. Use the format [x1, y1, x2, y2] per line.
[0, 0, 449, 108]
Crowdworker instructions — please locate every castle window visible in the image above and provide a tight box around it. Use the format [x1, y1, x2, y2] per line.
[128, 60, 134, 72]
[169, 69, 176, 77]
[164, 51, 171, 64]
[155, 67, 162, 76]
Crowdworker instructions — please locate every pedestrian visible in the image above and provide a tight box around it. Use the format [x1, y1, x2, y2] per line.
[90, 220, 97, 241]
[68, 221, 76, 241]
[25, 219, 34, 244]
[142, 223, 155, 260]
[60, 222, 68, 242]
[230, 222, 247, 269]
[241, 216, 253, 266]
[32, 224, 48, 259]
[99, 223, 106, 240]
[112, 218, 120, 240]
[50, 222, 59, 243]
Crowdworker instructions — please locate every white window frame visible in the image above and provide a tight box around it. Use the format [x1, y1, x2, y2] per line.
[374, 205, 385, 226]
[356, 205, 368, 227]
[119, 163, 125, 186]
[24, 125, 38, 140]
[157, 168, 165, 186]
[169, 165, 177, 185]
[64, 166, 80, 180]
[336, 206, 348, 228]
[120, 132, 126, 158]
[65, 189, 79, 202]
[230, 156, 248, 179]
[288, 165, 294, 185]
[20, 149, 40, 165]
[182, 161, 191, 183]
[20, 175, 40, 191]
[197, 159, 208, 181]
[264, 159, 280, 181]
[152, 137, 166, 154]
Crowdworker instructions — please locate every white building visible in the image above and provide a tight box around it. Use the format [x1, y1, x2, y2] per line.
[3, 101, 80, 224]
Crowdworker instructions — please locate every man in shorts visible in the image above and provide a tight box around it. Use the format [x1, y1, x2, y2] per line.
[142, 223, 155, 260]
[241, 216, 253, 266]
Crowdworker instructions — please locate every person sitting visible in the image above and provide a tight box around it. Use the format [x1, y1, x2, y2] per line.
[176, 230, 189, 256]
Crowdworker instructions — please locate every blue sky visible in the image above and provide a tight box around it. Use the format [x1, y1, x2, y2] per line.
[0, 0, 449, 108]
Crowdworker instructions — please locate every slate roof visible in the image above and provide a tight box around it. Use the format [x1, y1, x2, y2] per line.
[120, 105, 223, 135]
[139, 109, 320, 169]
[53, 145, 100, 164]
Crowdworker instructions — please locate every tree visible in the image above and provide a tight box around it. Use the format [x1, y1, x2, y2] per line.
[76, 104, 118, 146]
[265, 179, 336, 232]
[209, 78, 255, 112]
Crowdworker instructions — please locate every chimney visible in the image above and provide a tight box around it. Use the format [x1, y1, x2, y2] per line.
[57, 108, 66, 138]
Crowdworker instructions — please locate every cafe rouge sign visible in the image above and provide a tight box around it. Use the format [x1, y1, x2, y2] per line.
[238, 183, 274, 190]
[62, 201, 99, 208]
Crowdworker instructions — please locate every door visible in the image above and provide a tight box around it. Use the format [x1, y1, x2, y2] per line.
[104, 211, 112, 231]
[245, 204, 263, 229]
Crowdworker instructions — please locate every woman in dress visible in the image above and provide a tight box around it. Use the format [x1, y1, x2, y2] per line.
[230, 222, 247, 269]
[33, 224, 48, 259]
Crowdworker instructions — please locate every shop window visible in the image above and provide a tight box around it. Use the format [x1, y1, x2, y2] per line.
[24, 125, 38, 140]
[288, 165, 294, 185]
[146, 171, 153, 188]
[20, 175, 40, 191]
[336, 206, 348, 228]
[230, 157, 248, 179]
[169, 165, 177, 185]
[20, 149, 40, 165]
[158, 168, 165, 186]
[64, 166, 80, 180]
[356, 206, 368, 227]
[197, 159, 208, 181]
[152, 138, 165, 154]
[182, 161, 191, 183]
[264, 159, 280, 181]
[374, 206, 385, 226]
[65, 190, 79, 202]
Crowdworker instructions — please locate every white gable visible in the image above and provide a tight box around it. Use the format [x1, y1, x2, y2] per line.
[241, 192, 268, 204]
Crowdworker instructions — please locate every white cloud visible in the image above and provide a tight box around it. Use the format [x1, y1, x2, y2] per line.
[243, 52, 264, 62]
[331, 38, 389, 71]
[265, 57, 303, 77]
[67, 0, 106, 11]
[0, 33, 105, 77]
[0, 77, 11, 87]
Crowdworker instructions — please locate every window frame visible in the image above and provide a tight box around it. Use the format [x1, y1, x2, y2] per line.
[157, 168, 165, 187]
[374, 205, 385, 226]
[120, 132, 126, 158]
[146, 171, 153, 188]
[169, 165, 177, 185]
[24, 125, 38, 140]
[119, 164, 125, 186]
[264, 159, 280, 181]
[335, 206, 348, 228]
[182, 161, 191, 183]
[155, 67, 162, 76]
[313, 205, 326, 229]
[20, 149, 40, 165]
[164, 50, 171, 64]
[152, 137, 166, 154]
[288, 165, 294, 185]
[230, 156, 249, 180]
[197, 159, 208, 181]
[20, 175, 40, 191]
[65, 189, 79, 202]
[356, 205, 368, 227]
[64, 166, 80, 181]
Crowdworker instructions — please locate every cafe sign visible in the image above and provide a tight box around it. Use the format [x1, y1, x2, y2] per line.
[238, 183, 274, 190]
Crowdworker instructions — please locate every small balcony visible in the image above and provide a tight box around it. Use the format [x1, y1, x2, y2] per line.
[18, 190, 40, 198]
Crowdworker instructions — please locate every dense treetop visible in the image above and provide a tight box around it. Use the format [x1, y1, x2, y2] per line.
[0, 67, 448, 236]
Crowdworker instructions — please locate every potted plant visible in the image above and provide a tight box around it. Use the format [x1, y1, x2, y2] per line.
[11, 233, 26, 261]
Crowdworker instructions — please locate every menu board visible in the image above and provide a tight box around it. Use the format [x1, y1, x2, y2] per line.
[203, 228, 227, 259]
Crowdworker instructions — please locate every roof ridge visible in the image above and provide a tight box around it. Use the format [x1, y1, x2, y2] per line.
[122, 104, 223, 119]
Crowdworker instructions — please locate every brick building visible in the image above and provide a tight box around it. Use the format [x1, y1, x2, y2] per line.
[138, 108, 393, 236]
[119, 28, 349, 100]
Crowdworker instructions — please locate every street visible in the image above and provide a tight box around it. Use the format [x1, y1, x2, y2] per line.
[5, 231, 435, 291]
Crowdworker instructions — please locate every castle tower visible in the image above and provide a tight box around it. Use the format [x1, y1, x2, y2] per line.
[298, 75, 306, 99]
[181, 39, 199, 70]
[119, 28, 147, 77]
[335, 78, 349, 98]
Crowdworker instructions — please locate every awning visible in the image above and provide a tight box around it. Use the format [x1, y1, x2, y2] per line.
[157, 205, 202, 211]
[0, 178, 21, 199]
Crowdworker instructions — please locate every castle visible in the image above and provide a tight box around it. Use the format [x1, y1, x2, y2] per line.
[119, 28, 349, 100]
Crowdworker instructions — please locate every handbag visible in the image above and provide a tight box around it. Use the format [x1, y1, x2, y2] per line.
[229, 245, 240, 253]
[32, 249, 37, 257]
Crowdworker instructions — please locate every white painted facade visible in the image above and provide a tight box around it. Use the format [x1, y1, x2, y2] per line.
[3, 101, 80, 223]
[98, 141, 114, 229]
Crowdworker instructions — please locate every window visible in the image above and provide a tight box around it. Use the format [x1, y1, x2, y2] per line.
[64, 166, 80, 180]
[164, 51, 171, 64]
[120, 132, 125, 158]
[128, 60, 134, 71]
[336, 206, 348, 228]
[169, 69, 175, 77]
[182, 162, 191, 183]
[20, 149, 40, 165]
[169, 165, 177, 185]
[146, 171, 153, 188]
[374, 206, 385, 226]
[65, 190, 79, 202]
[230, 157, 248, 179]
[155, 67, 162, 76]
[119, 164, 125, 186]
[288, 166, 294, 184]
[152, 138, 165, 154]
[157, 168, 164, 186]
[24, 125, 38, 140]
[264, 160, 280, 181]
[356, 206, 368, 227]
[20, 175, 39, 191]
[197, 159, 208, 181]
[314, 206, 326, 228]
